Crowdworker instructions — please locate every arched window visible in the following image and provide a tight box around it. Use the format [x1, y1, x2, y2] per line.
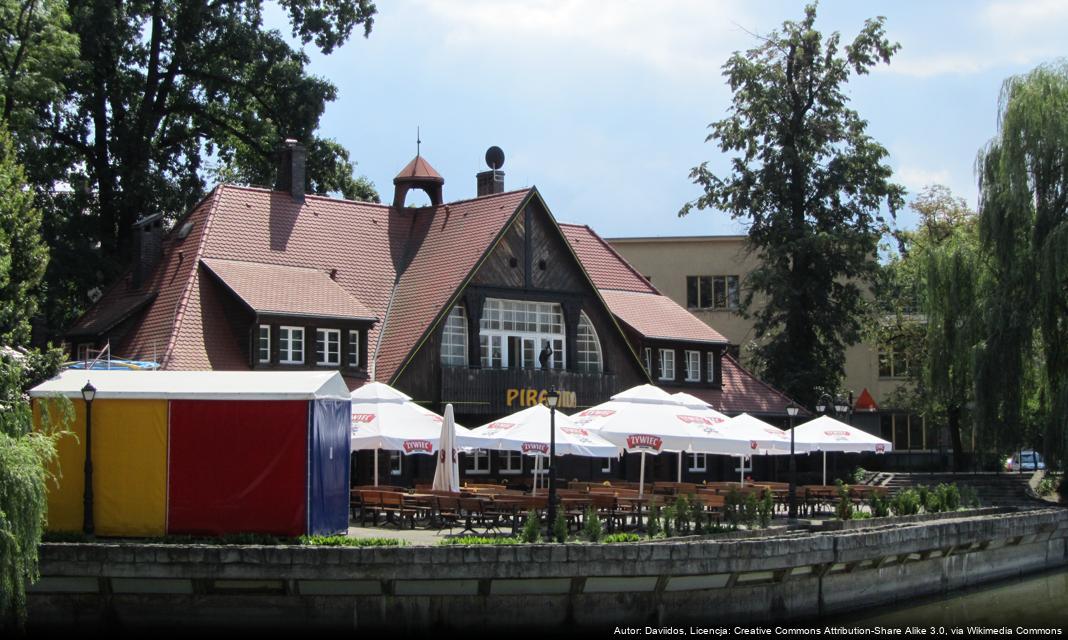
[441, 305, 467, 366]
[576, 311, 603, 373]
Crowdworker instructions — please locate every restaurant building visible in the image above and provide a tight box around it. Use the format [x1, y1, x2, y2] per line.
[66, 142, 801, 486]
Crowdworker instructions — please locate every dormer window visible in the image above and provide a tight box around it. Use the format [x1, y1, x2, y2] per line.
[658, 348, 675, 381]
[316, 329, 340, 366]
[280, 326, 304, 364]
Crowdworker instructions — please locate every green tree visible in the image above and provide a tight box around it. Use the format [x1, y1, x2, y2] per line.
[0, 347, 70, 629]
[976, 62, 1068, 467]
[680, 3, 905, 408]
[0, 125, 48, 345]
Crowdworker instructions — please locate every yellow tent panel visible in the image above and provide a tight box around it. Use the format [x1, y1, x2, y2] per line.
[37, 399, 85, 533]
[37, 398, 168, 536]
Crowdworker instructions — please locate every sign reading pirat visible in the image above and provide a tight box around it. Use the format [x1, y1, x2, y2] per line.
[506, 388, 577, 409]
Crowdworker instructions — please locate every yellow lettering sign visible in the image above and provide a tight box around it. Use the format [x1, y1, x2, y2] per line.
[505, 389, 519, 406]
[505, 388, 578, 409]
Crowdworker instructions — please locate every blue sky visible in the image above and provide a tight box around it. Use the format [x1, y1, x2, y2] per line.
[267, 0, 1068, 237]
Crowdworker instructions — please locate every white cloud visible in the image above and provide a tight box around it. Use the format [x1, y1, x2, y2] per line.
[983, 0, 1068, 34]
[895, 165, 952, 192]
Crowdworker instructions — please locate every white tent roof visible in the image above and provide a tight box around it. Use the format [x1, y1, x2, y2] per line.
[465, 404, 620, 458]
[722, 413, 809, 455]
[350, 382, 471, 454]
[350, 381, 412, 402]
[28, 369, 350, 401]
[787, 415, 892, 453]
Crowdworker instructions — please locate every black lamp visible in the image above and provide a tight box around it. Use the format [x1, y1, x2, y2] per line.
[81, 381, 96, 535]
[546, 387, 560, 540]
[786, 403, 799, 521]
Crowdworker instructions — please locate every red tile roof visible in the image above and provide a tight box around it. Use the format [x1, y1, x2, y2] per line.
[559, 224, 658, 294]
[201, 257, 375, 321]
[67, 289, 156, 337]
[659, 356, 809, 418]
[394, 155, 444, 183]
[601, 289, 728, 344]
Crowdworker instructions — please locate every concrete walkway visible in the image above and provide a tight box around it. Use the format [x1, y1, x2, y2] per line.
[346, 523, 516, 546]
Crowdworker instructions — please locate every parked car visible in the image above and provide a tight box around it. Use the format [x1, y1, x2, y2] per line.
[1005, 450, 1046, 472]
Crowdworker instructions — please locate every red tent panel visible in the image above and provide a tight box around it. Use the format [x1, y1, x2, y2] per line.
[168, 400, 307, 536]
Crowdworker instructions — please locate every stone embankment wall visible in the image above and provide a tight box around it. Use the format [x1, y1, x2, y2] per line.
[28, 508, 1068, 630]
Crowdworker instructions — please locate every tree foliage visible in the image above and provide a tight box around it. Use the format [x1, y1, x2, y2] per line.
[0, 347, 69, 629]
[681, 3, 904, 408]
[976, 62, 1068, 465]
[0, 125, 47, 345]
[0, 0, 380, 339]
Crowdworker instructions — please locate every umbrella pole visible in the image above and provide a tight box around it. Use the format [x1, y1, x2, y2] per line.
[740, 457, 744, 486]
[374, 448, 379, 487]
[823, 451, 827, 486]
[533, 456, 539, 496]
[639, 452, 646, 498]
[677, 452, 682, 483]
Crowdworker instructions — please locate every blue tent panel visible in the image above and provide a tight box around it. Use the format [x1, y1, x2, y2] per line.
[307, 398, 351, 535]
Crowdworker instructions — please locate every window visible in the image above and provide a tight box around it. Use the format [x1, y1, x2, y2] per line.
[686, 275, 740, 310]
[659, 348, 675, 381]
[644, 347, 653, 375]
[316, 329, 340, 366]
[479, 298, 565, 369]
[685, 350, 701, 382]
[466, 449, 490, 474]
[257, 325, 271, 363]
[76, 343, 93, 362]
[348, 330, 360, 368]
[576, 312, 603, 373]
[500, 451, 523, 475]
[279, 326, 304, 364]
[881, 414, 926, 451]
[601, 457, 612, 474]
[707, 353, 716, 383]
[687, 453, 707, 472]
[441, 306, 467, 366]
[389, 451, 402, 476]
[878, 343, 912, 379]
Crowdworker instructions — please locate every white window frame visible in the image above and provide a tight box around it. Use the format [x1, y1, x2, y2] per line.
[76, 343, 94, 362]
[708, 353, 716, 383]
[601, 457, 613, 474]
[685, 350, 701, 382]
[466, 449, 490, 475]
[348, 330, 360, 368]
[441, 305, 468, 367]
[257, 325, 271, 363]
[687, 453, 707, 473]
[389, 451, 403, 476]
[644, 347, 653, 375]
[659, 348, 675, 381]
[575, 311, 603, 373]
[479, 298, 566, 369]
[316, 328, 340, 366]
[500, 450, 523, 475]
[279, 326, 304, 364]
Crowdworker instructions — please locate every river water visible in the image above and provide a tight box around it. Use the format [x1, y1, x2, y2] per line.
[836, 567, 1068, 628]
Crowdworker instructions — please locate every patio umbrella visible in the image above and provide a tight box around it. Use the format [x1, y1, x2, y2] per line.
[672, 392, 730, 482]
[432, 404, 461, 492]
[571, 384, 694, 497]
[721, 413, 804, 485]
[350, 382, 469, 486]
[467, 404, 620, 494]
[786, 415, 892, 485]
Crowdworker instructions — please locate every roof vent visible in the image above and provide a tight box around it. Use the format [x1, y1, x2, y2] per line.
[393, 153, 444, 209]
[477, 146, 505, 197]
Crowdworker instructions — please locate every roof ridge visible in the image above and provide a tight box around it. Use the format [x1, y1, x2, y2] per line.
[217, 182, 393, 209]
[200, 255, 331, 275]
[162, 186, 224, 368]
[435, 187, 533, 208]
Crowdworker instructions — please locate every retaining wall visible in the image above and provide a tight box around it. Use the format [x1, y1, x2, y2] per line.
[27, 508, 1068, 631]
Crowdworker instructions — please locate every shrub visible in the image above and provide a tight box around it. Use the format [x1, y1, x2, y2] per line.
[851, 511, 872, 520]
[923, 489, 943, 513]
[852, 467, 867, 484]
[758, 489, 774, 528]
[868, 493, 890, 518]
[891, 489, 921, 516]
[834, 480, 853, 521]
[1037, 476, 1058, 497]
[603, 533, 641, 544]
[520, 510, 540, 543]
[743, 492, 760, 528]
[661, 506, 676, 537]
[937, 483, 961, 511]
[724, 489, 743, 529]
[916, 485, 931, 510]
[674, 496, 690, 534]
[582, 506, 603, 542]
[959, 485, 981, 508]
[647, 506, 662, 538]
[552, 511, 568, 543]
[300, 535, 406, 547]
[690, 497, 706, 534]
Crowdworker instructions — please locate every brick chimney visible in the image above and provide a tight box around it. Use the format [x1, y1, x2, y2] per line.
[476, 169, 505, 196]
[275, 139, 306, 203]
[131, 213, 164, 289]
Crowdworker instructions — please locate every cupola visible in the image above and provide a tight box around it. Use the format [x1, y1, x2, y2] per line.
[392, 154, 444, 209]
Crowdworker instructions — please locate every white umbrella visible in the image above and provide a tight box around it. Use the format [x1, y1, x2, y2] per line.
[432, 404, 461, 492]
[571, 384, 694, 497]
[721, 413, 804, 485]
[350, 381, 469, 486]
[672, 392, 731, 482]
[467, 404, 620, 458]
[787, 415, 892, 485]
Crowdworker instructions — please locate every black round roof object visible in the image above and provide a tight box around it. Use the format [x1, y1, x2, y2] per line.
[485, 146, 505, 170]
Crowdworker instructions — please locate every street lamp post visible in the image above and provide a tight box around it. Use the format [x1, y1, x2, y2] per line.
[786, 403, 799, 521]
[81, 381, 97, 535]
[546, 387, 560, 541]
